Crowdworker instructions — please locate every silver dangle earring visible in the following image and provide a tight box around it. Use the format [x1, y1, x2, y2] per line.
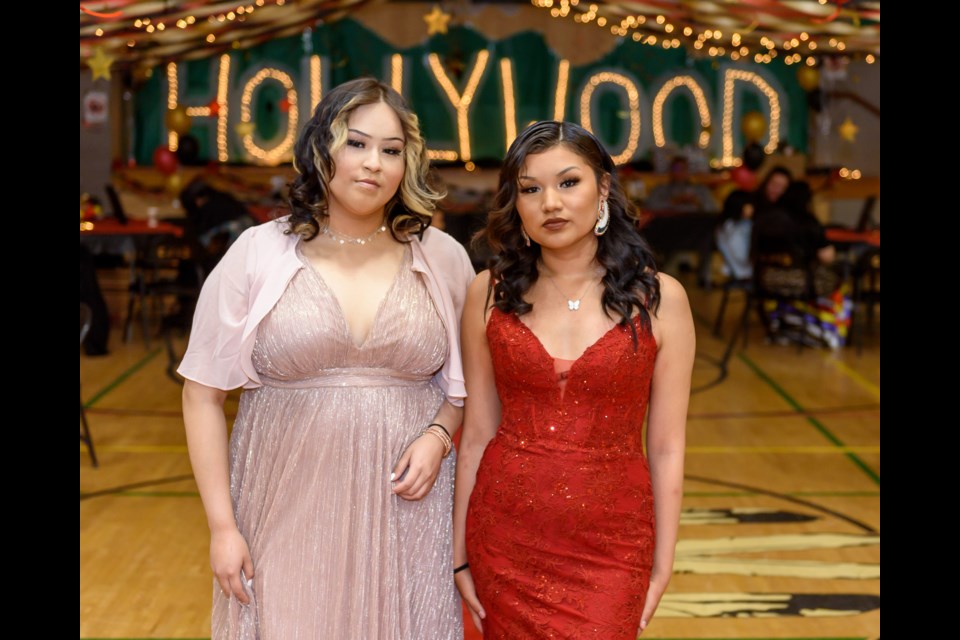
[520, 226, 531, 247]
[594, 199, 610, 236]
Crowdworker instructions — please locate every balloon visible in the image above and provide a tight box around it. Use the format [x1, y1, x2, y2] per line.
[176, 134, 201, 166]
[165, 105, 192, 135]
[742, 142, 765, 171]
[796, 65, 820, 92]
[165, 172, 183, 196]
[741, 111, 767, 143]
[152, 145, 179, 175]
[730, 166, 757, 191]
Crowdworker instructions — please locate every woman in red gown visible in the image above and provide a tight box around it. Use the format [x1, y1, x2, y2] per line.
[454, 121, 694, 638]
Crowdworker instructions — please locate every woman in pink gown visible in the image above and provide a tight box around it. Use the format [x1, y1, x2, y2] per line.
[180, 78, 473, 639]
[454, 121, 694, 638]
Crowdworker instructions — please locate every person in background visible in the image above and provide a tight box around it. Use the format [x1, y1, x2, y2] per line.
[715, 189, 755, 280]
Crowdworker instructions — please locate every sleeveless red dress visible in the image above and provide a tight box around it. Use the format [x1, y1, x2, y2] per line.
[466, 308, 658, 639]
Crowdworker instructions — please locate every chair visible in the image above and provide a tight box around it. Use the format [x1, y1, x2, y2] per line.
[850, 248, 880, 352]
[80, 303, 99, 467]
[123, 232, 193, 349]
[717, 252, 818, 371]
[104, 183, 129, 224]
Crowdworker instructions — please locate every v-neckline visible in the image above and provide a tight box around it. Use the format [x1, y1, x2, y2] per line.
[503, 309, 639, 401]
[297, 243, 409, 350]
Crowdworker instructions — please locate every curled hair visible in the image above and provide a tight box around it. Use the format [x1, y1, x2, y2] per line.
[481, 121, 660, 341]
[286, 77, 444, 241]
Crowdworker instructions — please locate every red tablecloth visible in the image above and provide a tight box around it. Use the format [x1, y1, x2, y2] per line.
[825, 228, 880, 247]
[80, 219, 183, 237]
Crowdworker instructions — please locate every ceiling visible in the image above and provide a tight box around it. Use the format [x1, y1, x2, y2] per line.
[80, 1, 880, 72]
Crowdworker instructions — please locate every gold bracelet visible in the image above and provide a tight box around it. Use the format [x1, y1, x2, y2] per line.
[422, 426, 452, 457]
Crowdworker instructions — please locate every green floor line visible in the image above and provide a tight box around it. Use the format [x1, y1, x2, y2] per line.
[83, 347, 162, 408]
[738, 353, 880, 487]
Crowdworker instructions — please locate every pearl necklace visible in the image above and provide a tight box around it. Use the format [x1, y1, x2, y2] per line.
[322, 221, 388, 246]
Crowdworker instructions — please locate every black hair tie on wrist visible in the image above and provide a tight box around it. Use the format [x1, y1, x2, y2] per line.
[429, 423, 451, 438]
[453, 562, 470, 574]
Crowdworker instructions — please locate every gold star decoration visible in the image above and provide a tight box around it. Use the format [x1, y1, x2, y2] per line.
[838, 117, 859, 143]
[424, 5, 451, 36]
[88, 47, 115, 82]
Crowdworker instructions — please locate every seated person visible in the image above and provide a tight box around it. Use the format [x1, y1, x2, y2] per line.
[715, 189, 755, 280]
[645, 156, 719, 213]
[179, 177, 255, 257]
[753, 177, 835, 266]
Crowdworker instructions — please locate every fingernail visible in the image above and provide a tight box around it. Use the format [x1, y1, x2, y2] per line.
[390, 472, 396, 481]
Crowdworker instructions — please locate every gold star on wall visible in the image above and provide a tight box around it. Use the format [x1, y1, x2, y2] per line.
[424, 5, 451, 35]
[88, 47, 115, 82]
[838, 117, 859, 143]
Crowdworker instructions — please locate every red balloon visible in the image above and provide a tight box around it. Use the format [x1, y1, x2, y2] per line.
[152, 145, 179, 175]
[730, 165, 757, 191]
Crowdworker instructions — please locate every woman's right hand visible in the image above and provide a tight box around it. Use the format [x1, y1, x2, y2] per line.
[210, 526, 254, 605]
[455, 568, 486, 633]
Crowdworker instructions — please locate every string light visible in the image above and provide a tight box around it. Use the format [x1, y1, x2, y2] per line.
[310, 55, 323, 112]
[721, 69, 781, 165]
[216, 54, 231, 162]
[167, 62, 178, 151]
[500, 58, 518, 150]
[580, 71, 641, 165]
[865, 54, 876, 64]
[652, 76, 711, 148]
[240, 68, 298, 165]
[428, 50, 491, 162]
[427, 149, 459, 161]
[390, 53, 403, 96]
[554, 59, 570, 121]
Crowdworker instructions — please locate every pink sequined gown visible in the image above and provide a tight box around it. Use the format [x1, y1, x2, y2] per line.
[213, 245, 462, 639]
[466, 307, 658, 639]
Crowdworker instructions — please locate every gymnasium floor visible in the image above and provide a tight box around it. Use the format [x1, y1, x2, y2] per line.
[80, 274, 880, 640]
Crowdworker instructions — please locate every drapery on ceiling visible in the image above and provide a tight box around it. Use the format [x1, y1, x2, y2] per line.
[80, 1, 880, 72]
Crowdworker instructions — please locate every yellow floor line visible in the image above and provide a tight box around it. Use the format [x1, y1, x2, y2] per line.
[827, 356, 881, 400]
[83, 444, 879, 455]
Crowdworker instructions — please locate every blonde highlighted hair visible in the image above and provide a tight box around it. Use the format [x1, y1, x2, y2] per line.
[287, 77, 444, 241]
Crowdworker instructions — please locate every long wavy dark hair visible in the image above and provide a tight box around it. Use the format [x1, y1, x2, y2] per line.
[286, 77, 444, 241]
[482, 121, 661, 340]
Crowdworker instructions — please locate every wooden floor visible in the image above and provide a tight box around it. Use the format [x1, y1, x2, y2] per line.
[80, 272, 880, 640]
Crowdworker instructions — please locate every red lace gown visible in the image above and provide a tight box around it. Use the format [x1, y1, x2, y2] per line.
[466, 308, 658, 638]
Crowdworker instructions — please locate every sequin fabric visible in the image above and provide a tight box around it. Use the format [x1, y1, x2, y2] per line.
[466, 308, 658, 639]
[212, 245, 462, 639]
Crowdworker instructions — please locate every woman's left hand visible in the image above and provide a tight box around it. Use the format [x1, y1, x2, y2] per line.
[391, 434, 445, 500]
[637, 572, 671, 635]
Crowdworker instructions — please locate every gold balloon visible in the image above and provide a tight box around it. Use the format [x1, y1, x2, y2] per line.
[796, 65, 820, 92]
[165, 172, 183, 196]
[741, 111, 767, 143]
[165, 106, 192, 135]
